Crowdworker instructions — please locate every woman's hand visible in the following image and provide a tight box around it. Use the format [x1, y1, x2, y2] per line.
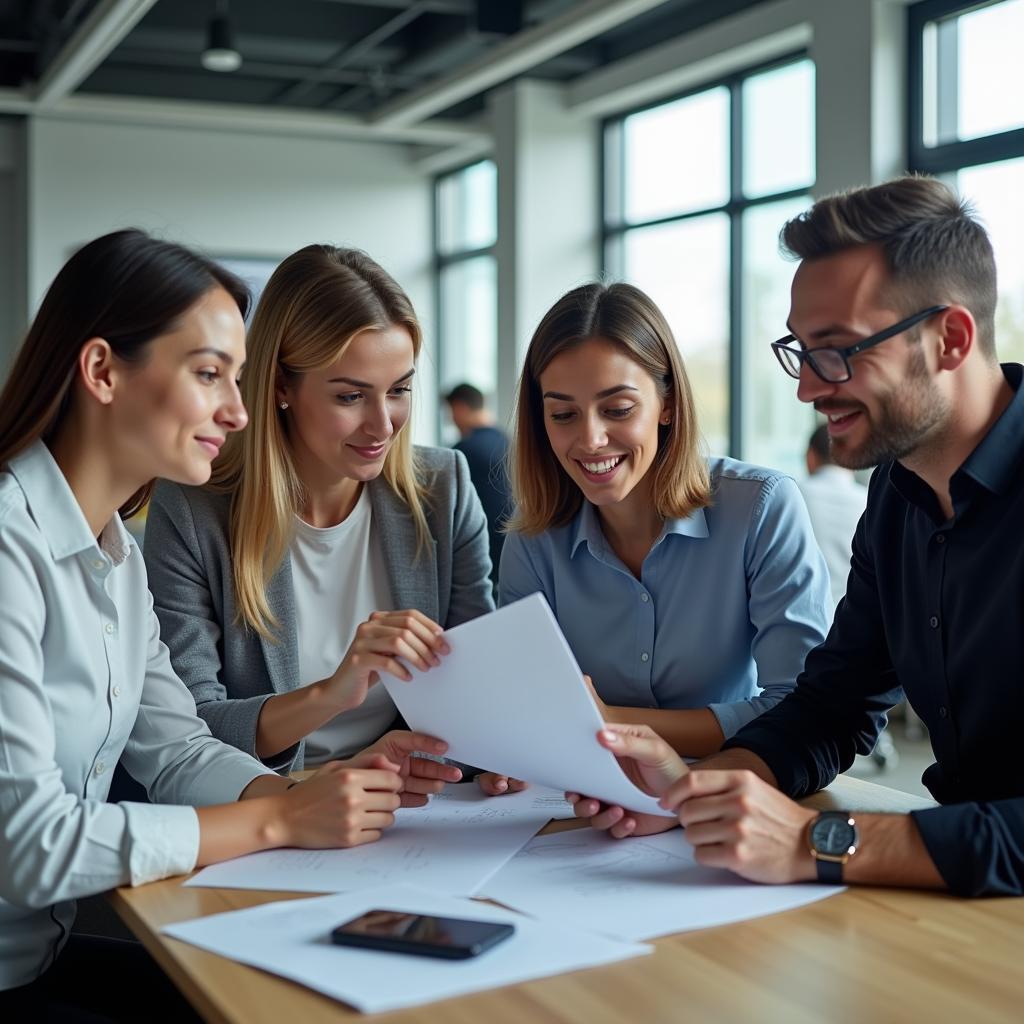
[566, 723, 688, 839]
[324, 609, 450, 712]
[352, 730, 463, 807]
[276, 755, 404, 848]
[476, 772, 529, 797]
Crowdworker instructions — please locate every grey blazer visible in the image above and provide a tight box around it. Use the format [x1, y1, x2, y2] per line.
[144, 446, 494, 772]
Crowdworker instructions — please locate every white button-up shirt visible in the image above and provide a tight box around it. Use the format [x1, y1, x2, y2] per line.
[0, 441, 270, 990]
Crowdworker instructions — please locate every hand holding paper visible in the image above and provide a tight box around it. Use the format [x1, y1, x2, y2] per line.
[380, 594, 674, 817]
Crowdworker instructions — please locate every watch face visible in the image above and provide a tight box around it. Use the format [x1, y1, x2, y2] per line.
[810, 815, 856, 856]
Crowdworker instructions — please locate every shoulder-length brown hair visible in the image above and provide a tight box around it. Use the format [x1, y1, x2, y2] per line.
[211, 244, 429, 640]
[0, 228, 248, 517]
[510, 281, 710, 535]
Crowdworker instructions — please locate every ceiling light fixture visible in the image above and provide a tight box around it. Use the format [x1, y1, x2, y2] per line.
[201, 1, 241, 73]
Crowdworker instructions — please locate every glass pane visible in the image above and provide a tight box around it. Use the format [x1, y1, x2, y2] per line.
[741, 196, 816, 475]
[438, 256, 498, 400]
[959, 157, 1024, 363]
[437, 160, 497, 255]
[742, 60, 815, 199]
[622, 87, 729, 224]
[621, 214, 730, 454]
[923, 0, 1024, 146]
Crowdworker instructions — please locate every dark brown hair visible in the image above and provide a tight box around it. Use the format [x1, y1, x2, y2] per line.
[0, 228, 249, 518]
[781, 175, 997, 357]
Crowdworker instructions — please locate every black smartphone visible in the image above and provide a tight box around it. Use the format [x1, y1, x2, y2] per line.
[330, 909, 515, 960]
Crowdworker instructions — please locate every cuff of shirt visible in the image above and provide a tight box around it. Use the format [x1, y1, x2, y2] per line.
[708, 701, 756, 740]
[720, 730, 811, 798]
[121, 803, 200, 886]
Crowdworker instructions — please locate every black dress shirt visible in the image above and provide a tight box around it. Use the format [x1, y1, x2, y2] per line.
[454, 426, 512, 586]
[725, 363, 1024, 897]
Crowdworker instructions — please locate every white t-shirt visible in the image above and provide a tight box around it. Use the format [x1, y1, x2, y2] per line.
[798, 465, 868, 609]
[291, 487, 398, 764]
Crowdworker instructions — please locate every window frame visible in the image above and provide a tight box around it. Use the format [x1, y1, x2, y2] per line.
[432, 158, 498, 439]
[907, 0, 1024, 176]
[600, 50, 813, 458]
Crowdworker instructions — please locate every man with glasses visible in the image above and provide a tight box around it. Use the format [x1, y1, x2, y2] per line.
[578, 176, 1023, 897]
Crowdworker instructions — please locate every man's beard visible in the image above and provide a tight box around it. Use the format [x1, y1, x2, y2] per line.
[826, 346, 950, 470]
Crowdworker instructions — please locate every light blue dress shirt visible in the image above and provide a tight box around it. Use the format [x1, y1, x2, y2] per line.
[499, 457, 830, 739]
[0, 441, 271, 990]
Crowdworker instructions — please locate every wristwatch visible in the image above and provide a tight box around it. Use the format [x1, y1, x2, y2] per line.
[807, 811, 858, 883]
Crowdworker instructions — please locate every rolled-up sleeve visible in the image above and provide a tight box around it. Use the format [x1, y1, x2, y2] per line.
[911, 801, 1024, 897]
[709, 475, 831, 739]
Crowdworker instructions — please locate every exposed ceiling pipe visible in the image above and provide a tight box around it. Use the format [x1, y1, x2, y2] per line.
[33, 0, 158, 108]
[274, 0, 431, 106]
[371, 0, 673, 128]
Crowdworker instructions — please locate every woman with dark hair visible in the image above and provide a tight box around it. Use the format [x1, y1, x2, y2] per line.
[143, 245, 493, 775]
[478, 282, 830, 829]
[0, 230, 449, 1018]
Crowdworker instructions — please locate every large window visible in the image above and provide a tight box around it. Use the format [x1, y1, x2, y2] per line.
[603, 56, 815, 472]
[434, 160, 498, 435]
[910, 0, 1024, 362]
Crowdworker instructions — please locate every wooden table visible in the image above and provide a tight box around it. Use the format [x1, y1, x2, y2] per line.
[109, 776, 1024, 1024]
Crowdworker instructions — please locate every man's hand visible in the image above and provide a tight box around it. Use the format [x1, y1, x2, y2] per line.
[660, 769, 817, 883]
[350, 731, 462, 808]
[567, 724, 687, 839]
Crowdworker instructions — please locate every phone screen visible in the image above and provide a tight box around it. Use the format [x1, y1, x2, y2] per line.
[331, 909, 515, 959]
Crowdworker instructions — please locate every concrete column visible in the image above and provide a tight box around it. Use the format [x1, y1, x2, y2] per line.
[490, 79, 600, 424]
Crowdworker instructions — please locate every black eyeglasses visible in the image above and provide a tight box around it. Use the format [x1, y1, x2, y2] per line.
[771, 305, 949, 384]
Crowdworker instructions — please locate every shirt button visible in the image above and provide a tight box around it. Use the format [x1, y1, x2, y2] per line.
[94, 761, 106, 776]
[640, 593, 649, 603]
[929, 616, 939, 629]
[113, 686, 121, 698]
[938, 706, 949, 719]
[935, 534, 946, 545]
[104, 623, 116, 635]
[641, 652, 649, 662]
[92, 558, 105, 570]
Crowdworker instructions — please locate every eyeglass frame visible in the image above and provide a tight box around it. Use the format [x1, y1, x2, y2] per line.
[771, 305, 950, 384]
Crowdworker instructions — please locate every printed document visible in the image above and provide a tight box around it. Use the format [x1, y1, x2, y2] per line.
[381, 594, 671, 817]
[481, 827, 844, 940]
[163, 883, 652, 1013]
[186, 785, 565, 895]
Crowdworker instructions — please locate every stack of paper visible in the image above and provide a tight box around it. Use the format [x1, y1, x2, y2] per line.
[186, 785, 567, 896]
[480, 827, 844, 940]
[163, 884, 652, 1013]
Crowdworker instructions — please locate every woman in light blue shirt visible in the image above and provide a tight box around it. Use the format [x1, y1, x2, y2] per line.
[479, 282, 829, 797]
[0, 230, 451, 1014]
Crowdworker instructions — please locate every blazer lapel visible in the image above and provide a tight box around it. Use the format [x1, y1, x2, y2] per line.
[258, 556, 301, 693]
[370, 478, 438, 621]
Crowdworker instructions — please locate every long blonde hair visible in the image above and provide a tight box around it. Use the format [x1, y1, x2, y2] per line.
[511, 281, 710, 535]
[213, 245, 429, 640]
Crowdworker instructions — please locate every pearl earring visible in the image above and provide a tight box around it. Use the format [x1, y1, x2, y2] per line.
[279, 401, 289, 410]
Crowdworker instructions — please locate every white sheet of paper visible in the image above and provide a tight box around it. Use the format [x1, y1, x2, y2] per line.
[162, 883, 651, 1014]
[186, 786, 566, 895]
[381, 594, 670, 816]
[481, 828, 844, 941]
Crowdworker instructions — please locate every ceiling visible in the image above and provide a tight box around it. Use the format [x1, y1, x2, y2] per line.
[0, 0, 770, 128]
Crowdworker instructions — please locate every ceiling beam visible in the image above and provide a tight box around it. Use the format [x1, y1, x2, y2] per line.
[370, 0, 674, 128]
[33, 0, 158, 108]
[21, 92, 488, 147]
[0, 88, 34, 114]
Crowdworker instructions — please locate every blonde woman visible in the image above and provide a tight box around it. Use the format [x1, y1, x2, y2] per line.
[479, 282, 830, 814]
[144, 246, 493, 787]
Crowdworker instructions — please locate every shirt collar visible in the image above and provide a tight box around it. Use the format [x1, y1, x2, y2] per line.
[7, 438, 134, 565]
[570, 498, 709, 558]
[890, 362, 1024, 505]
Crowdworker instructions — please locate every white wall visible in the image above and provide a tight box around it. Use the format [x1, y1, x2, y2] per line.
[27, 116, 440, 439]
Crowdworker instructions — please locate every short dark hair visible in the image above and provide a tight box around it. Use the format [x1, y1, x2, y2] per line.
[0, 228, 249, 516]
[780, 176, 998, 358]
[808, 423, 832, 465]
[445, 382, 485, 410]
